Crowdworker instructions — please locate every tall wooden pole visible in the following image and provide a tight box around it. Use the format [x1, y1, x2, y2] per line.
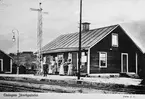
[38, 3, 43, 72]
[30, 3, 48, 74]
[30, 3, 43, 73]
[78, 0, 82, 80]
[12, 29, 19, 75]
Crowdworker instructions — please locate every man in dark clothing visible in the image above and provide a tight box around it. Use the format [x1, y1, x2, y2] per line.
[43, 63, 48, 77]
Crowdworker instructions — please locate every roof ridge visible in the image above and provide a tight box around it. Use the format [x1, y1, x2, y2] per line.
[42, 24, 120, 53]
[54, 24, 119, 36]
[89, 24, 119, 31]
[0, 49, 13, 59]
[62, 24, 119, 35]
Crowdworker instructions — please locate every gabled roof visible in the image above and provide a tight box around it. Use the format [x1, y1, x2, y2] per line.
[0, 49, 13, 59]
[42, 24, 119, 54]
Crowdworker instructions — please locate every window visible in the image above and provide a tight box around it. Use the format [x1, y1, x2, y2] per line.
[99, 52, 107, 68]
[0, 59, 3, 71]
[58, 54, 63, 64]
[112, 33, 118, 47]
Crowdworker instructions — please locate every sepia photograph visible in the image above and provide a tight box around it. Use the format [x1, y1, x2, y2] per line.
[0, 0, 145, 99]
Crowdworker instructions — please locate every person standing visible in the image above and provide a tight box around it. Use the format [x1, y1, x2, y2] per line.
[63, 62, 68, 75]
[51, 59, 56, 74]
[59, 60, 64, 76]
[43, 63, 48, 77]
[48, 62, 52, 75]
[67, 59, 73, 76]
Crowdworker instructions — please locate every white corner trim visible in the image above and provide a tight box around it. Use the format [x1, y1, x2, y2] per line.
[0, 59, 3, 72]
[77, 53, 78, 71]
[136, 53, 138, 74]
[87, 48, 90, 74]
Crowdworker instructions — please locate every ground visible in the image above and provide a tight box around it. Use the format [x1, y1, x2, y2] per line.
[0, 74, 144, 94]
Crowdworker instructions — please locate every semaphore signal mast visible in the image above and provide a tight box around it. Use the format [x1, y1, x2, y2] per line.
[30, 2, 48, 74]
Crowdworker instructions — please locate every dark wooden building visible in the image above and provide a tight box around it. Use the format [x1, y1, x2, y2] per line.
[41, 23, 144, 76]
[0, 49, 13, 73]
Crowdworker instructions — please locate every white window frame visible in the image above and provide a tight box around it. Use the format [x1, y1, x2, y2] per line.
[99, 52, 107, 68]
[112, 33, 118, 47]
[0, 59, 3, 72]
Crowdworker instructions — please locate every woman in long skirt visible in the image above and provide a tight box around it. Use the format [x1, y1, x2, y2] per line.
[48, 63, 52, 74]
[67, 62, 73, 76]
[59, 60, 64, 75]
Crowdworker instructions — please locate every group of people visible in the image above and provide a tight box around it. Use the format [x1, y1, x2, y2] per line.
[43, 59, 73, 77]
[59, 59, 73, 76]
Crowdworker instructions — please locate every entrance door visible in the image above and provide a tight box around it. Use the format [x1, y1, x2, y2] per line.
[121, 53, 128, 73]
[72, 52, 78, 75]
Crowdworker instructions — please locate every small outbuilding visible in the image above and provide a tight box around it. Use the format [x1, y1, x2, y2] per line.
[0, 49, 13, 73]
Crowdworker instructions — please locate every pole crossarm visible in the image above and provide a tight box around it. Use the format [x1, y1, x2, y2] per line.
[30, 8, 41, 11]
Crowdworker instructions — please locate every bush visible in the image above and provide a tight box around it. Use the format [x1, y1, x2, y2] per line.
[19, 65, 26, 74]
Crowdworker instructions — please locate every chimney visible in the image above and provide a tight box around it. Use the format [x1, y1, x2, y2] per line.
[82, 22, 90, 32]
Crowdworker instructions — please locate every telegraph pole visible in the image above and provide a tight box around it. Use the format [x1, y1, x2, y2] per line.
[78, 0, 82, 80]
[12, 29, 19, 75]
[30, 2, 48, 74]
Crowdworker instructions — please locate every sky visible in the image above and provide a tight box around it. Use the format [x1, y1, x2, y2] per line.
[0, 0, 145, 53]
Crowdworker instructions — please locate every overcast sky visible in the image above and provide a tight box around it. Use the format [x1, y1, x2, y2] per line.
[0, 0, 145, 53]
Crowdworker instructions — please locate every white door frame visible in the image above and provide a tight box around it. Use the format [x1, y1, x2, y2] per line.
[77, 53, 78, 71]
[121, 53, 128, 73]
[0, 59, 3, 72]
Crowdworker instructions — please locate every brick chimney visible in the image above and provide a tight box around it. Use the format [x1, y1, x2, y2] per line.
[82, 22, 90, 32]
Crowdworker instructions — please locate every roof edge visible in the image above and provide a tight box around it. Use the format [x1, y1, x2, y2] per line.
[88, 24, 143, 54]
[0, 49, 13, 59]
[42, 47, 89, 54]
[89, 24, 119, 48]
[119, 26, 144, 54]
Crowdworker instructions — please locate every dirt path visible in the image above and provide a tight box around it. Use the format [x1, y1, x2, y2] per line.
[0, 80, 126, 94]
